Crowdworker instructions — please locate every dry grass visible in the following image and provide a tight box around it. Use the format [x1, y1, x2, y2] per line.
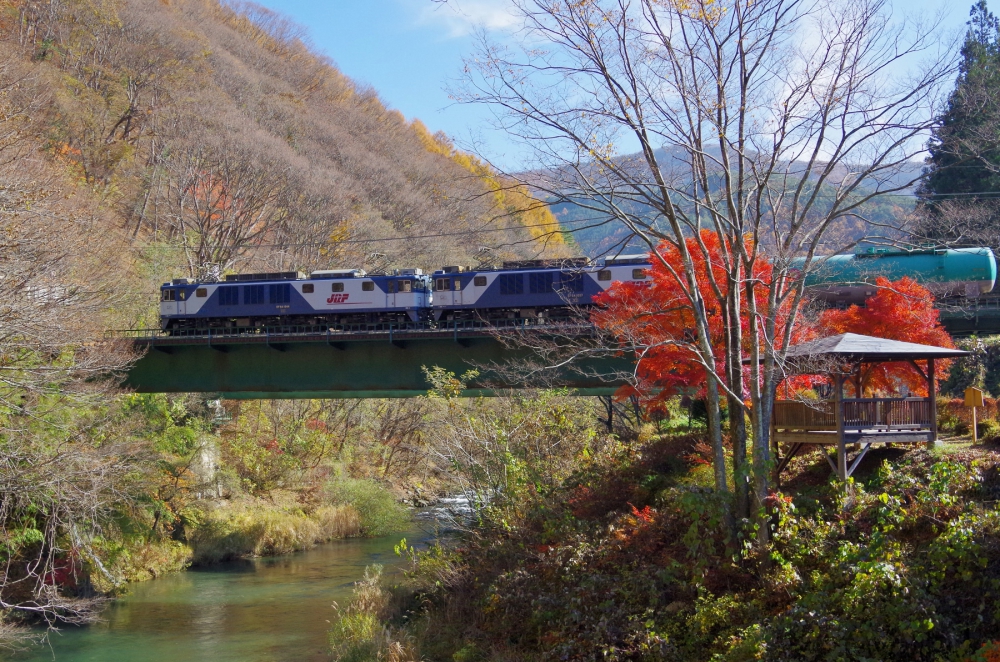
[329, 565, 421, 662]
[189, 502, 362, 564]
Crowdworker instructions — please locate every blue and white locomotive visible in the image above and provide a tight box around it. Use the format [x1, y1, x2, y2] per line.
[160, 268, 433, 330]
[158, 256, 651, 331]
[429, 255, 650, 321]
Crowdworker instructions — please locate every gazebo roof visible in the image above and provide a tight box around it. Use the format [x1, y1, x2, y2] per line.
[784, 333, 969, 363]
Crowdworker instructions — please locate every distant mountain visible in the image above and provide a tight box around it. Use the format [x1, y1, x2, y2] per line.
[524, 147, 923, 257]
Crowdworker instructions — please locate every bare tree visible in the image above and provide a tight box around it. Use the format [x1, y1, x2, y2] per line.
[457, 0, 956, 533]
[160, 141, 293, 276]
[0, 57, 144, 628]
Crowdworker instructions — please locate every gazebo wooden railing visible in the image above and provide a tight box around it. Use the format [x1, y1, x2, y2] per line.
[774, 398, 932, 432]
[767, 333, 971, 481]
[772, 396, 937, 480]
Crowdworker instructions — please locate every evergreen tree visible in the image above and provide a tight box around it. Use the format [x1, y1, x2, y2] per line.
[918, 0, 1000, 249]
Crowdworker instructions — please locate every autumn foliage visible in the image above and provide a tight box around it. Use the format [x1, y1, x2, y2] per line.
[815, 276, 955, 395]
[594, 242, 954, 401]
[591, 231, 787, 405]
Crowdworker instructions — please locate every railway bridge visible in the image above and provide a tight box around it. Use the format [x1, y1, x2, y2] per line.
[117, 297, 1000, 400]
[117, 321, 633, 399]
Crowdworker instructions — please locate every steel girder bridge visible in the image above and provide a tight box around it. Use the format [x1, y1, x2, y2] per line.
[116, 321, 634, 399]
[939, 297, 1000, 336]
[116, 296, 998, 401]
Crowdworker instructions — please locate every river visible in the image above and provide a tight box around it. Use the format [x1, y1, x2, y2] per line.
[8, 523, 433, 662]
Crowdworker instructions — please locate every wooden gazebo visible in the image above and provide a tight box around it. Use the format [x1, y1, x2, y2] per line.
[772, 333, 969, 481]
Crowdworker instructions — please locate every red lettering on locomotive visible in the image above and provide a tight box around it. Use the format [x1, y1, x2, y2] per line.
[327, 293, 350, 304]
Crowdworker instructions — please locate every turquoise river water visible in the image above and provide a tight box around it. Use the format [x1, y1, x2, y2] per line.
[7, 524, 430, 662]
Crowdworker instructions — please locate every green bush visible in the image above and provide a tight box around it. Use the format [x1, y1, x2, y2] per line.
[390, 440, 1000, 661]
[979, 419, 1000, 443]
[942, 335, 1000, 397]
[938, 401, 969, 434]
[88, 538, 193, 592]
[327, 478, 410, 537]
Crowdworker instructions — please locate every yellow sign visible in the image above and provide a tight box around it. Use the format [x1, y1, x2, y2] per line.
[965, 387, 985, 408]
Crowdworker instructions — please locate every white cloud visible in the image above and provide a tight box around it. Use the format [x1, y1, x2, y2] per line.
[413, 0, 519, 38]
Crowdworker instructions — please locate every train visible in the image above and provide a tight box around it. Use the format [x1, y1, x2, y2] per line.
[158, 255, 650, 331]
[794, 247, 997, 307]
[159, 247, 998, 331]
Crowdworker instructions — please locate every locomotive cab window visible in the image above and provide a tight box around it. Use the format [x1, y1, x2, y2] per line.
[178, 290, 187, 300]
[632, 268, 647, 280]
[474, 276, 487, 287]
[162, 289, 176, 301]
[362, 281, 374, 292]
[435, 278, 447, 291]
[400, 280, 412, 293]
[388, 280, 397, 294]
[196, 288, 207, 297]
[331, 282, 345, 293]
[452, 279, 461, 291]
[597, 269, 612, 281]
[302, 283, 314, 294]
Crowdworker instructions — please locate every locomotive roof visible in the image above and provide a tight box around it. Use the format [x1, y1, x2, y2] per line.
[224, 271, 304, 282]
[310, 269, 366, 279]
[501, 258, 592, 270]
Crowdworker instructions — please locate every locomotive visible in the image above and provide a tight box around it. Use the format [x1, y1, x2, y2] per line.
[158, 255, 651, 331]
[158, 247, 1000, 331]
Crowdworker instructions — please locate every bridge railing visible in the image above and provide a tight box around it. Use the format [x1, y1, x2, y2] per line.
[107, 318, 601, 342]
[938, 295, 1000, 312]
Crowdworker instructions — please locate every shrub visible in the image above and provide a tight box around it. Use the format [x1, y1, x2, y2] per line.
[89, 538, 193, 592]
[392, 441, 1000, 661]
[939, 399, 969, 434]
[942, 335, 1000, 397]
[977, 419, 1000, 443]
[969, 641, 1000, 662]
[327, 478, 410, 537]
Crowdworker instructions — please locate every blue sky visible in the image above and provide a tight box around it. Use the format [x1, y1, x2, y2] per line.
[253, 0, 519, 163]
[256, 0, 972, 171]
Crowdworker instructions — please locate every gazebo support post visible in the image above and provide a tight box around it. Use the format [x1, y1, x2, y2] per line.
[835, 373, 847, 481]
[928, 358, 937, 449]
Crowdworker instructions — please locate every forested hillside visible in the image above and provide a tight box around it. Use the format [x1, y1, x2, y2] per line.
[3, 0, 565, 297]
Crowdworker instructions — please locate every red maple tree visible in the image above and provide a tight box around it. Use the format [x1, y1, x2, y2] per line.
[814, 276, 954, 395]
[594, 244, 954, 404]
[591, 231, 791, 408]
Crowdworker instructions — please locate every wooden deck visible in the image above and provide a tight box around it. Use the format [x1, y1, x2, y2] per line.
[772, 398, 935, 479]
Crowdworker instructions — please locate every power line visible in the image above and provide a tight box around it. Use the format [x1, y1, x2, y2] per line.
[235, 188, 1000, 250]
[243, 215, 610, 249]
